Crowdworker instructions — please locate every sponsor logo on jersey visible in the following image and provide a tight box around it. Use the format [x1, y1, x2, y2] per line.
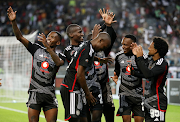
[85, 59, 89, 63]
[41, 61, 49, 69]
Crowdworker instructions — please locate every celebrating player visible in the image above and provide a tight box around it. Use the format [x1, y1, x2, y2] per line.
[7, 6, 65, 122]
[111, 35, 144, 122]
[131, 37, 169, 122]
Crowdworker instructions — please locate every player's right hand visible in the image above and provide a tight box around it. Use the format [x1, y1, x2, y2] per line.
[86, 92, 96, 106]
[7, 6, 17, 22]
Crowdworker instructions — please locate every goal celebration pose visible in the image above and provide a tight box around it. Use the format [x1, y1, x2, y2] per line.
[7, 6, 65, 122]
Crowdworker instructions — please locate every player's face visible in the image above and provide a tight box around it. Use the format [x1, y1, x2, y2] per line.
[72, 26, 84, 43]
[121, 38, 133, 54]
[47, 32, 60, 47]
[148, 42, 157, 56]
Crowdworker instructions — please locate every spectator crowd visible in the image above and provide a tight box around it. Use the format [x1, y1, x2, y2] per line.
[0, 0, 180, 66]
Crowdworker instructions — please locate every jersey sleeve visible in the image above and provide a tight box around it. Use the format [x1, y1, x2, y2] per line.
[114, 55, 120, 77]
[136, 57, 168, 79]
[27, 42, 39, 56]
[104, 26, 117, 56]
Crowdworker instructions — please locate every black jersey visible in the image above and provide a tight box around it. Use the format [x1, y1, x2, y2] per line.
[63, 45, 79, 63]
[135, 56, 168, 111]
[27, 42, 65, 96]
[114, 51, 143, 97]
[62, 41, 97, 92]
[95, 26, 117, 84]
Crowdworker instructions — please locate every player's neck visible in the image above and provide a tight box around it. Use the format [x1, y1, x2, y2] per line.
[152, 53, 160, 61]
[70, 40, 80, 46]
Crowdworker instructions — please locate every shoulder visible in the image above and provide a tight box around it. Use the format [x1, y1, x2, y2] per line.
[156, 58, 168, 66]
[115, 51, 124, 58]
[32, 42, 46, 49]
[64, 45, 72, 51]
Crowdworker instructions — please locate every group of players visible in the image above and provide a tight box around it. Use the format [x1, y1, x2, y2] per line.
[7, 6, 169, 122]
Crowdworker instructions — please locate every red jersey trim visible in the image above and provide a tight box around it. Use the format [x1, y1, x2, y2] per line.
[156, 65, 167, 112]
[61, 83, 69, 88]
[69, 49, 85, 92]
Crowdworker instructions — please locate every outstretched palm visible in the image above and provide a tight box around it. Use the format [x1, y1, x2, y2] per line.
[7, 7, 16, 21]
[99, 8, 117, 25]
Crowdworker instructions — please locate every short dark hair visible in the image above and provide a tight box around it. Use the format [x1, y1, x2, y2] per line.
[153, 36, 169, 58]
[66, 24, 80, 37]
[125, 34, 137, 42]
[52, 31, 62, 42]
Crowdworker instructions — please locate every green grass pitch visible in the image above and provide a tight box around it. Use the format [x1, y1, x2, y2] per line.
[0, 95, 180, 122]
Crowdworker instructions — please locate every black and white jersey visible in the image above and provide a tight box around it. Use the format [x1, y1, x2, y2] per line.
[62, 41, 98, 92]
[63, 45, 80, 63]
[135, 56, 168, 111]
[27, 42, 65, 96]
[114, 51, 143, 97]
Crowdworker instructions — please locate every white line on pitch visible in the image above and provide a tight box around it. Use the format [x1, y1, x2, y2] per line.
[0, 106, 66, 122]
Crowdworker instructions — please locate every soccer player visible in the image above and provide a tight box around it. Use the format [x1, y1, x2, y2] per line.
[60, 31, 111, 122]
[87, 8, 117, 122]
[7, 6, 65, 122]
[111, 35, 144, 122]
[130, 37, 169, 122]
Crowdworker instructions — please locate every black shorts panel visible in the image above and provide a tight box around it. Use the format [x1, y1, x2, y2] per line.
[60, 85, 83, 121]
[144, 99, 166, 122]
[26, 91, 58, 112]
[89, 86, 103, 111]
[116, 95, 144, 117]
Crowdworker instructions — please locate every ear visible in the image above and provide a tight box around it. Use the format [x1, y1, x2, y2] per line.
[99, 39, 103, 43]
[69, 32, 73, 38]
[56, 41, 60, 45]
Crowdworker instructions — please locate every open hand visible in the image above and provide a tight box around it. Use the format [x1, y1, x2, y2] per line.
[7, 6, 17, 22]
[99, 8, 117, 26]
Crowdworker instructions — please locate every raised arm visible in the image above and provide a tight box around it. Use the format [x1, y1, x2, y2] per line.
[99, 8, 117, 56]
[7, 6, 29, 48]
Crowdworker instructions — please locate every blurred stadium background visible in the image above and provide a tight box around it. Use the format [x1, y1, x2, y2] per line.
[0, 0, 180, 121]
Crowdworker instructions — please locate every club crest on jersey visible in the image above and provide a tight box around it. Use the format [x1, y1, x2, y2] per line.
[41, 61, 49, 69]
[71, 50, 75, 56]
[121, 60, 124, 63]
[85, 59, 89, 63]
